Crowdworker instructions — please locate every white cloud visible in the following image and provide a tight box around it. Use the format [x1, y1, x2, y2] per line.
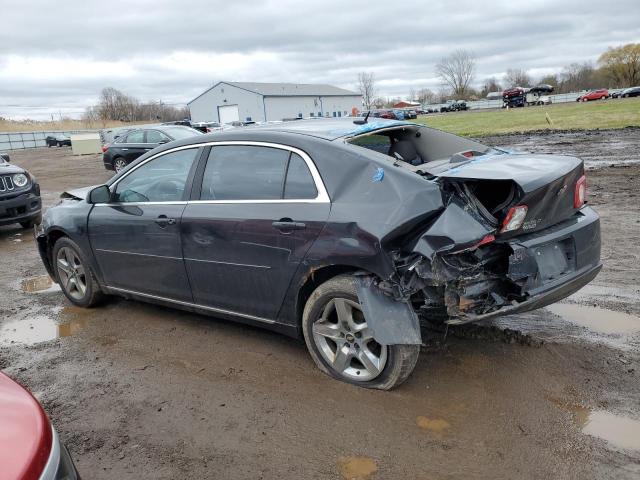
[0, 0, 639, 119]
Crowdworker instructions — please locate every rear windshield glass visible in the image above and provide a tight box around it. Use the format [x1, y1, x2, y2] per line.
[163, 127, 202, 140]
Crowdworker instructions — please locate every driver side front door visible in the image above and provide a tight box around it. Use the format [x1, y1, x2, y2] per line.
[88, 147, 201, 302]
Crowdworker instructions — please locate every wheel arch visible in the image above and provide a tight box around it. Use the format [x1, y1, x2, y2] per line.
[295, 264, 362, 329]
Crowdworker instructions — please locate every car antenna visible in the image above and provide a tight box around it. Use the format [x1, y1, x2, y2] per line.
[353, 110, 370, 125]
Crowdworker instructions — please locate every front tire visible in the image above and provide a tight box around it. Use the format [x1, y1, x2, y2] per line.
[52, 237, 104, 307]
[302, 274, 420, 390]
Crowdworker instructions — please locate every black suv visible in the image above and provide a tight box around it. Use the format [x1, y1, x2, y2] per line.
[102, 125, 202, 173]
[0, 153, 42, 229]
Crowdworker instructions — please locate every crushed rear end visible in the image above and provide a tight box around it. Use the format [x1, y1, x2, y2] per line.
[393, 151, 601, 325]
[345, 124, 601, 330]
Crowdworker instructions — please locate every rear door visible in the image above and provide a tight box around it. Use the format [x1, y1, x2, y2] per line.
[181, 143, 330, 321]
[88, 146, 201, 301]
[121, 130, 147, 162]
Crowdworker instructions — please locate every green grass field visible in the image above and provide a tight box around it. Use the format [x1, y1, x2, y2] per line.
[414, 97, 640, 137]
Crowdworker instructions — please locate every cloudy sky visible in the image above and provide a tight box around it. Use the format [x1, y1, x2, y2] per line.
[1, 0, 639, 119]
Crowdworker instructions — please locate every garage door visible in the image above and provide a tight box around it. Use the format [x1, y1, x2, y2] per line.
[218, 104, 240, 125]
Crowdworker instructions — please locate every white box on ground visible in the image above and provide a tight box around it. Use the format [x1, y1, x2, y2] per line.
[70, 133, 102, 155]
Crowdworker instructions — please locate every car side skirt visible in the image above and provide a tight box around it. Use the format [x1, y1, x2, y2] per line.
[104, 286, 300, 337]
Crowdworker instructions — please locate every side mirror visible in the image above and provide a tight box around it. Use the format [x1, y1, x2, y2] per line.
[158, 139, 169, 144]
[87, 185, 111, 204]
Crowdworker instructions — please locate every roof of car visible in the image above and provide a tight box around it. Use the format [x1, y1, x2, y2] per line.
[207, 117, 419, 141]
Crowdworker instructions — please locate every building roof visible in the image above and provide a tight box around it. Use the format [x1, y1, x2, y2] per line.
[189, 81, 361, 104]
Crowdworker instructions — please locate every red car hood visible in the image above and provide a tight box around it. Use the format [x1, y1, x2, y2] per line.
[0, 372, 52, 480]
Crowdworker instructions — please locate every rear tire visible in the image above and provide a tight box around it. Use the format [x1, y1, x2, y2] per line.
[302, 274, 420, 390]
[113, 158, 127, 173]
[52, 237, 104, 308]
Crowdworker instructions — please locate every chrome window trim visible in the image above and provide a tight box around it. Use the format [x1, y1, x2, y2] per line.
[102, 141, 330, 207]
[105, 286, 276, 324]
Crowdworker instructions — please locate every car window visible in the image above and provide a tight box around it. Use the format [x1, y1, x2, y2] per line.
[200, 146, 289, 200]
[125, 130, 145, 143]
[113, 148, 199, 203]
[284, 153, 317, 199]
[146, 130, 171, 144]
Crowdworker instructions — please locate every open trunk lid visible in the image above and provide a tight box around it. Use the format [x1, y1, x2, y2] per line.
[424, 152, 584, 236]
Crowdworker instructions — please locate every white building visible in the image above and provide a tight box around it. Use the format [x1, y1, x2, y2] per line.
[188, 81, 362, 124]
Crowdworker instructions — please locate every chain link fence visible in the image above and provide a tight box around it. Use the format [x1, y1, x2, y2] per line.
[0, 130, 97, 151]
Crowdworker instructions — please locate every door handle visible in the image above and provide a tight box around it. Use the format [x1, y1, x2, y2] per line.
[155, 215, 176, 227]
[272, 218, 306, 232]
[121, 148, 129, 151]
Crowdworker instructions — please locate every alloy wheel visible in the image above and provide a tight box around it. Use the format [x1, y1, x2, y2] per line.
[56, 247, 87, 300]
[114, 159, 127, 173]
[312, 298, 387, 381]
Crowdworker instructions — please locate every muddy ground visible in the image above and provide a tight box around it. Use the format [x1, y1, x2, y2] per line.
[1, 131, 639, 479]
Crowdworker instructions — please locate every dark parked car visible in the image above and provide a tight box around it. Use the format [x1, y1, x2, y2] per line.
[0, 152, 41, 228]
[102, 125, 202, 173]
[191, 122, 222, 133]
[0, 371, 80, 479]
[36, 118, 601, 390]
[162, 120, 192, 127]
[45, 134, 71, 147]
[440, 100, 468, 112]
[620, 86, 640, 98]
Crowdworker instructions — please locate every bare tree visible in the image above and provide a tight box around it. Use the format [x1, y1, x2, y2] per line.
[357, 72, 377, 110]
[435, 49, 476, 98]
[416, 88, 437, 104]
[504, 69, 531, 88]
[480, 77, 503, 97]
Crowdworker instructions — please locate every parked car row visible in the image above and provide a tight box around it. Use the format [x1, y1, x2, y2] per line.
[610, 86, 640, 98]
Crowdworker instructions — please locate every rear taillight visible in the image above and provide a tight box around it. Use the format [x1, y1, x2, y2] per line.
[101, 145, 109, 153]
[574, 175, 586, 208]
[501, 205, 528, 233]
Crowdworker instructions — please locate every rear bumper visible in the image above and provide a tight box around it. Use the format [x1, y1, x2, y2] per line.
[0, 192, 41, 226]
[447, 263, 602, 324]
[448, 206, 601, 325]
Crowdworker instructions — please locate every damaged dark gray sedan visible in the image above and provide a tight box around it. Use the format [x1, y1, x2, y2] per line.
[36, 118, 601, 389]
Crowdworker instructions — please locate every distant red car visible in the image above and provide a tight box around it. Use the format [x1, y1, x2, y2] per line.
[576, 89, 609, 102]
[0, 372, 80, 480]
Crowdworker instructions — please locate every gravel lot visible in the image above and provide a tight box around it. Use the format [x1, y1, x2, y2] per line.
[1, 131, 639, 479]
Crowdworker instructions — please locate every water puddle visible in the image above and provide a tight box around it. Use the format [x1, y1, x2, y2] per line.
[548, 396, 640, 451]
[337, 456, 377, 480]
[580, 411, 640, 451]
[546, 303, 640, 335]
[0, 313, 87, 345]
[21, 275, 61, 294]
[416, 416, 450, 433]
